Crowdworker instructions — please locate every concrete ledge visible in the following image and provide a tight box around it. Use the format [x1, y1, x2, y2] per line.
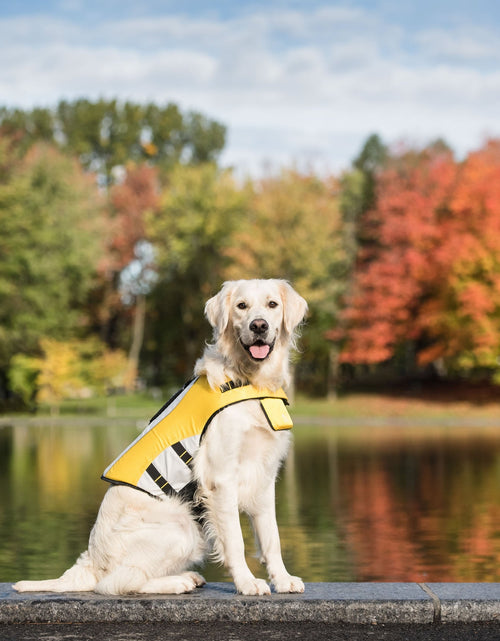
[427, 583, 500, 623]
[1, 583, 499, 626]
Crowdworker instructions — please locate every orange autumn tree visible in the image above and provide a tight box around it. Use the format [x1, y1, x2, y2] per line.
[338, 140, 500, 380]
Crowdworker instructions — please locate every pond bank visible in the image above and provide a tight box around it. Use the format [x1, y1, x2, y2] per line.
[1, 413, 500, 428]
[1, 582, 499, 625]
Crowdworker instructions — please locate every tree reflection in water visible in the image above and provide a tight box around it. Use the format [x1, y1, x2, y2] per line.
[1, 421, 499, 583]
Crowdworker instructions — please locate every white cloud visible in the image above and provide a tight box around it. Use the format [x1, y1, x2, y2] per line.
[104, 15, 227, 48]
[0, 15, 81, 45]
[0, 5, 499, 174]
[415, 27, 500, 64]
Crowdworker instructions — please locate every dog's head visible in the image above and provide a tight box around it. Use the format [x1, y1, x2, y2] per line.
[204, 279, 308, 366]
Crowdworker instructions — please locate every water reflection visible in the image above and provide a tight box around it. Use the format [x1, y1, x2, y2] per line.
[1, 420, 499, 583]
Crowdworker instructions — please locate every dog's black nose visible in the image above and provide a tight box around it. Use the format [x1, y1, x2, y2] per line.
[250, 318, 269, 335]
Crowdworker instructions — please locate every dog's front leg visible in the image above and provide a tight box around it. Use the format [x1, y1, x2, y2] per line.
[209, 486, 271, 596]
[250, 484, 305, 593]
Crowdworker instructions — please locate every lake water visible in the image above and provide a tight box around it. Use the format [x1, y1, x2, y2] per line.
[1, 416, 499, 584]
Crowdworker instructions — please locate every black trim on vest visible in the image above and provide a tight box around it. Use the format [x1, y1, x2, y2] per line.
[147, 377, 197, 425]
[171, 441, 194, 467]
[146, 463, 178, 497]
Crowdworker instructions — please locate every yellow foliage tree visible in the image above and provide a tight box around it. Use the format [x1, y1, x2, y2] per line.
[22, 338, 129, 413]
[89, 346, 129, 394]
[226, 170, 345, 307]
[34, 339, 87, 413]
[225, 170, 346, 396]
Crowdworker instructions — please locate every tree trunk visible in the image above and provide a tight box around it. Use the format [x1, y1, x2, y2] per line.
[125, 294, 146, 391]
[326, 345, 340, 400]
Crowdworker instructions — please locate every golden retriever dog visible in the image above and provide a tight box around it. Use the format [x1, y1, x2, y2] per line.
[14, 279, 307, 596]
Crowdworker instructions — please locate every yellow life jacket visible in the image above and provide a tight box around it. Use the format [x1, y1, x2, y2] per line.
[102, 375, 292, 499]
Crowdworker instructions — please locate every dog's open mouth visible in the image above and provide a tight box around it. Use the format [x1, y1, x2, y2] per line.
[242, 339, 275, 361]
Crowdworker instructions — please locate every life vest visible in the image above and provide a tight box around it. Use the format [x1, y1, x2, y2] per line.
[102, 375, 292, 500]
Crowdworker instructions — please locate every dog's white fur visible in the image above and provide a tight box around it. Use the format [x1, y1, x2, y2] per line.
[14, 279, 307, 596]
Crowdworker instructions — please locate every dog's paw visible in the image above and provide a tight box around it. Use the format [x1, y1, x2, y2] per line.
[12, 582, 28, 592]
[272, 575, 305, 593]
[183, 571, 206, 588]
[167, 572, 207, 594]
[236, 577, 271, 596]
[131, 572, 205, 595]
[173, 574, 202, 594]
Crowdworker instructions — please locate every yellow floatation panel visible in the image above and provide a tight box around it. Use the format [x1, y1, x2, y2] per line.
[102, 376, 292, 499]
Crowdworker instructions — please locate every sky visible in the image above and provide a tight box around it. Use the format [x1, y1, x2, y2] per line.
[1, 0, 499, 176]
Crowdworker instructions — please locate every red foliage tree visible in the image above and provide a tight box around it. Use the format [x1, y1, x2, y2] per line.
[91, 164, 160, 355]
[337, 140, 500, 377]
[107, 163, 160, 273]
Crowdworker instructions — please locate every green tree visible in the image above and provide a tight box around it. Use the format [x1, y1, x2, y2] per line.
[0, 140, 104, 398]
[0, 99, 227, 184]
[322, 135, 389, 390]
[144, 163, 246, 385]
[339, 134, 388, 255]
[182, 112, 227, 164]
[8, 353, 38, 408]
[352, 134, 388, 215]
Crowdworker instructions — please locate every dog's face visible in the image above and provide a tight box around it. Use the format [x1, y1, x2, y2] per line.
[205, 279, 307, 365]
[231, 280, 284, 362]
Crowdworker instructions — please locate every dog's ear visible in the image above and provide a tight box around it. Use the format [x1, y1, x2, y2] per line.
[204, 281, 235, 336]
[279, 281, 308, 334]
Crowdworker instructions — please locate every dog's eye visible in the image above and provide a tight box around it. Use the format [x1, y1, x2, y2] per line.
[237, 302, 247, 310]
[268, 301, 278, 308]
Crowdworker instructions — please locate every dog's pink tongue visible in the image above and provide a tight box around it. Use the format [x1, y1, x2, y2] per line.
[249, 344, 270, 359]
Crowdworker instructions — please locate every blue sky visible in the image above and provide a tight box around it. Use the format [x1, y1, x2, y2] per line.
[1, 0, 499, 175]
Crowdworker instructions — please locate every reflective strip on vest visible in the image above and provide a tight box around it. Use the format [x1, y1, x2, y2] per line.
[101, 375, 292, 498]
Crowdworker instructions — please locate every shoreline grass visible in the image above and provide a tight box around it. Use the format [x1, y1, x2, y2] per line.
[292, 392, 500, 420]
[8, 384, 498, 424]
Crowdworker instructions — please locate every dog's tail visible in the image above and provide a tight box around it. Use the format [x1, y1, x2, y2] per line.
[13, 551, 97, 593]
